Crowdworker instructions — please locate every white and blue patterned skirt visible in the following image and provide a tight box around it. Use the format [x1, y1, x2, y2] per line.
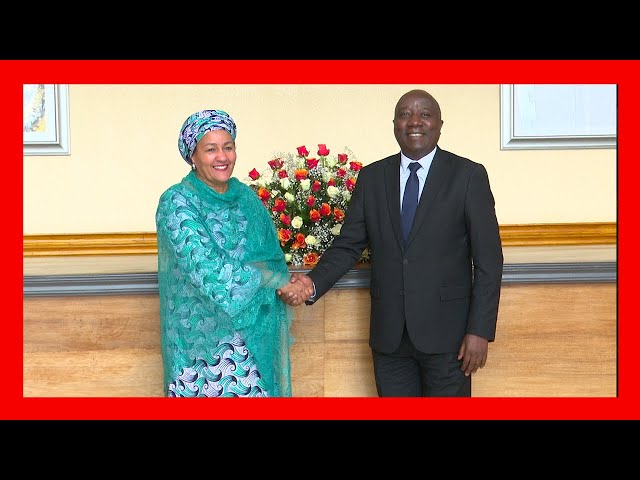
[167, 332, 269, 397]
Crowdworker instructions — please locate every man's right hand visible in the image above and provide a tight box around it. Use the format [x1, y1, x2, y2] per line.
[277, 273, 314, 306]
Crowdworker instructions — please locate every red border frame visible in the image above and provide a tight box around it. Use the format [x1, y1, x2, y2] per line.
[9, 60, 634, 420]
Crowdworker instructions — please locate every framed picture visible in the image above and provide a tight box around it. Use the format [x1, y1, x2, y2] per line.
[500, 84, 617, 150]
[23, 84, 70, 155]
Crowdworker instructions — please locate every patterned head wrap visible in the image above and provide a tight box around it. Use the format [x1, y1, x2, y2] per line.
[178, 109, 237, 165]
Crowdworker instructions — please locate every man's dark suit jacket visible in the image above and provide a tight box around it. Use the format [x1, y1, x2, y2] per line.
[307, 147, 504, 354]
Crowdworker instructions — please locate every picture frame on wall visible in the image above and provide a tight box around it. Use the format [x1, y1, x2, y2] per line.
[500, 84, 617, 150]
[23, 84, 70, 155]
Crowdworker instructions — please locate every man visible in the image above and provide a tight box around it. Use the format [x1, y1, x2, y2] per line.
[281, 89, 503, 397]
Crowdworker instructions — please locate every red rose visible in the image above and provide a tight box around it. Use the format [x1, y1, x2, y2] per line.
[272, 198, 286, 213]
[338, 153, 348, 164]
[295, 168, 308, 181]
[303, 252, 319, 266]
[306, 157, 319, 170]
[307, 195, 316, 207]
[297, 146, 309, 157]
[278, 229, 292, 244]
[292, 233, 306, 249]
[268, 158, 284, 170]
[257, 187, 271, 202]
[309, 209, 321, 222]
[320, 203, 332, 216]
[346, 178, 356, 192]
[279, 213, 291, 225]
[350, 161, 363, 172]
[317, 144, 330, 156]
[278, 169, 288, 179]
[312, 180, 322, 192]
[248, 168, 260, 180]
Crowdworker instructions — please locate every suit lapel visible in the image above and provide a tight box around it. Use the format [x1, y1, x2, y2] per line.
[406, 148, 451, 247]
[383, 154, 404, 248]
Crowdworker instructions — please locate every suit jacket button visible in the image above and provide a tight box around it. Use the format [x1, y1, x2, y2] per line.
[403, 259, 408, 265]
[399, 290, 404, 296]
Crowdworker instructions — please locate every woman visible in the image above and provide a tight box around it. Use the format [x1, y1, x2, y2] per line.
[156, 109, 302, 397]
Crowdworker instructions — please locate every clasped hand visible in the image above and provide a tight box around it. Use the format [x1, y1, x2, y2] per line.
[277, 273, 314, 306]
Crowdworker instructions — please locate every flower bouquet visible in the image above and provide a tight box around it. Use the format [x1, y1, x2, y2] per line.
[247, 144, 369, 267]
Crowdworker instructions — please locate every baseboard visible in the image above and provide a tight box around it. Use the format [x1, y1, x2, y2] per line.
[23, 222, 617, 257]
[22, 262, 617, 296]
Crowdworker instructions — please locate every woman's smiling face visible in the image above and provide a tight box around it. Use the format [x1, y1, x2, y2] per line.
[191, 129, 237, 193]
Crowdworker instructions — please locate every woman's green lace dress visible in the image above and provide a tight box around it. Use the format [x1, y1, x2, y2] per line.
[156, 172, 293, 397]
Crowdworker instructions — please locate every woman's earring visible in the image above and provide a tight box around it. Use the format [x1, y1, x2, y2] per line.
[191, 163, 196, 171]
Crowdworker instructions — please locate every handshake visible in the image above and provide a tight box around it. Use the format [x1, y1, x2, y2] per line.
[277, 273, 315, 306]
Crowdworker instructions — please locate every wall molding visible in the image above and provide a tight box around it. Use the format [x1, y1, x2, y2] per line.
[23, 223, 616, 257]
[23, 232, 158, 256]
[499, 222, 616, 246]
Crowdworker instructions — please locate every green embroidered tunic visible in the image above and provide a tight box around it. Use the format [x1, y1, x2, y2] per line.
[156, 172, 293, 397]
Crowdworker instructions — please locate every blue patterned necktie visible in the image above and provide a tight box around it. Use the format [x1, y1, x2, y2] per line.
[401, 162, 422, 243]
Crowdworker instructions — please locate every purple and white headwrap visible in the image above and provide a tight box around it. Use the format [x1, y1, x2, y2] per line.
[178, 109, 237, 165]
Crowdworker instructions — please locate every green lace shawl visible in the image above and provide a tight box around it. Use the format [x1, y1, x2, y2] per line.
[156, 171, 293, 396]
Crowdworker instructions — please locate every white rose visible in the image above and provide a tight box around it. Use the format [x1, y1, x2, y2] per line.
[285, 253, 292, 263]
[271, 189, 280, 198]
[300, 179, 311, 191]
[331, 224, 342, 236]
[305, 235, 317, 246]
[324, 156, 338, 168]
[291, 216, 303, 229]
[343, 191, 352, 202]
[285, 192, 295, 202]
[280, 178, 290, 190]
[327, 185, 339, 198]
[322, 171, 333, 183]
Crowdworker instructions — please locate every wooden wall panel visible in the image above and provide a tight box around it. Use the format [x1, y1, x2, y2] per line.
[290, 343, 324, 397]
[324, 290, 371, 342]
[324, 342, 378, 397]
[24, 296, 160, 353]
[472, 284, 617, 397]
[23, 283, 616, 398]
[24, 350, 163, 397]
[289, 297, 326, 397]
[23, 295, 163, 397]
